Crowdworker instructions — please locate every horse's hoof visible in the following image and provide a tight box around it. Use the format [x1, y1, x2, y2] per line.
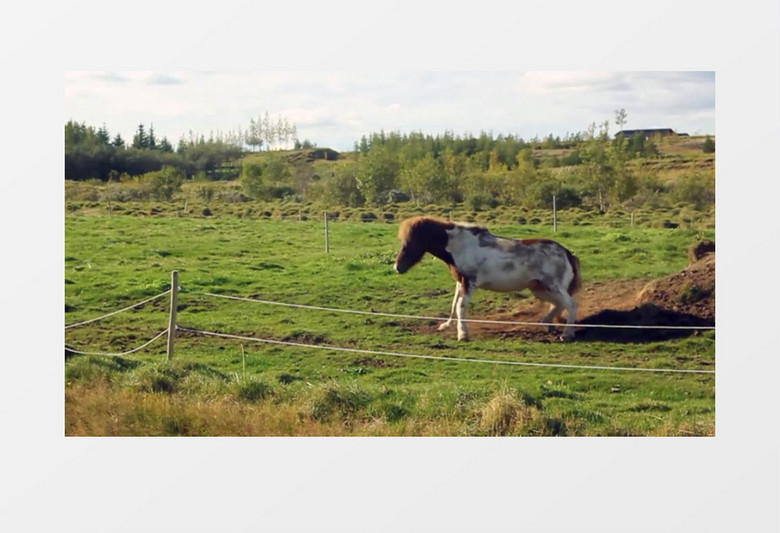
[438, 322, 452, 331]
[558, 334, 575, 343]
[457, 334, 470, 341]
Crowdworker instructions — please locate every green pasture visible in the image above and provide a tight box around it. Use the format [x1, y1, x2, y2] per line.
[64, 214, 715, 436]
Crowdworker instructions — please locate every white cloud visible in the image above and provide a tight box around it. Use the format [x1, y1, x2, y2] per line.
[64, 71, 715, 151]
[521, 71, 630, 93]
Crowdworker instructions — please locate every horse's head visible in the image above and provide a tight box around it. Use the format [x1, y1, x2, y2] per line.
[394, 216, 453, 274]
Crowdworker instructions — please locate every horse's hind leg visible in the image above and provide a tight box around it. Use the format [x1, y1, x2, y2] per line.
[531, 288, 562, 333]
[561, 292, 578, 341]
[438, 282, 461, 332]
[548, 288, 578, 341]
[532, 286, 577, 340]
[543, 303, 564, 332]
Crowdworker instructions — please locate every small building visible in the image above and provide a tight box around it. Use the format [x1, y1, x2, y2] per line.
[615, 128, 687, 139]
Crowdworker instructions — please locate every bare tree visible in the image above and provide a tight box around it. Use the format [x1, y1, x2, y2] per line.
[262, 112, 273, 150]
[614, 108, 628, 134]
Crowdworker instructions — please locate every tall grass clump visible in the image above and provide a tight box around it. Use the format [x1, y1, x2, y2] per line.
[65, 355, 141, 385]
[479, 387, 538, 436]
[232, 377, 275, 402]
[306, 382, 372, 423]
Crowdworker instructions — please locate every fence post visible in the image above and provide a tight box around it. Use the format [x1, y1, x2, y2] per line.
[167, 270, 179, 362]
[552, 194, 557, 233]
[324, 212, 330, 253]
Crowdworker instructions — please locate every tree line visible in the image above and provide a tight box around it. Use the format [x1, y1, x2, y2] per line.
[65, 120, 242, 181]
[66, 109, 714, 212]
[64, 112, 309, 182]
[298, 120, 671, 212]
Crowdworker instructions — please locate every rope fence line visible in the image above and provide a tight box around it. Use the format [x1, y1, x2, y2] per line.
[64, 290, 171, 330]
[63, 272, 715, 375]
[176, 326, 715, 375]
[65, 328, 169, 357]
[188, 290, 716, 331]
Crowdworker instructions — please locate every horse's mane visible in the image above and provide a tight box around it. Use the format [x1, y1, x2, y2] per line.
[397, 216, 456, 242]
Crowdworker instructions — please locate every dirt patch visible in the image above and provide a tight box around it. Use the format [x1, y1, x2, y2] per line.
[419, 247, 715, 343]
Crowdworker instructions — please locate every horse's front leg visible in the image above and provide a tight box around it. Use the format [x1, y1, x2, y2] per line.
[438, 282, 462, 332]
[455, 281, 474, 341]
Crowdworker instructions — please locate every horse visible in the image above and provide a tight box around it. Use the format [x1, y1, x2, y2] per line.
[394, 216, 582, 341]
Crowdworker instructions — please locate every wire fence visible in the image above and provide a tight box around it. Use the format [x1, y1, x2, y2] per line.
[64, 289, 172, 357]
[64, 290, 170, 330]
[64, 273, 715, 374]
[176, 326, 714, 374]
[190, 290, 716, 331]
[65, 329, 169, 357]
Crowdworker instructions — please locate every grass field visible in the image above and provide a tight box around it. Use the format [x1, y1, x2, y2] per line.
[64, 213, 715, 436]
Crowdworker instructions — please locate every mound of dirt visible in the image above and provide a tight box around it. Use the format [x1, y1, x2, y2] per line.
[635, 249, 715, 322]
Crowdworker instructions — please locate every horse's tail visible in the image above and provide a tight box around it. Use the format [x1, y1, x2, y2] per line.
[565, 249, 582, 296]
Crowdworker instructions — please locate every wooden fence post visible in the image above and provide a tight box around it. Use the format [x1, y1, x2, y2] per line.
[552, 194, 557, 233]
[167, 270, 179, 362]
[324, 212, 330, 253]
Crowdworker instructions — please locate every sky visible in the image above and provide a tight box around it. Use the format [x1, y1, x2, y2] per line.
[63, 71, 715, 152]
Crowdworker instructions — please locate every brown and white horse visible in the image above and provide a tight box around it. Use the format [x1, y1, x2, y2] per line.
[394, 216, 582, 341]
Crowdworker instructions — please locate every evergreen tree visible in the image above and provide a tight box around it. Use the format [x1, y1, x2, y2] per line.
[158, 137, 174, 153]
[96, 124, 111, 145]
[359, 135, 370, 154]
[148, 124, 157, 150]
[132, 124, 148, 149]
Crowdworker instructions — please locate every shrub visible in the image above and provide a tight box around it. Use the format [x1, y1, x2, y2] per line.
[385, 190, 410, 203]
[240, 159, 264, 198]
[310, 163, 366, 207]
[65, 181, 102, 202]
[145, 166, 184, 201]
[671, 172, 715, 210]
[560, 150, 582, 166]
[525, 179, 582, 209]
[465, 193, 493, 211]
[355, 145, 400, 205]
[197, 184, 216, 203]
